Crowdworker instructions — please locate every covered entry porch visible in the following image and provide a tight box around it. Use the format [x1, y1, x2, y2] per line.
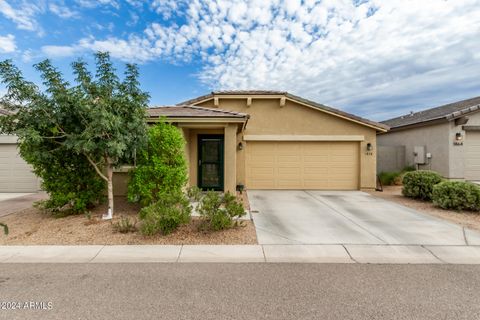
[147, 105, 249, 194]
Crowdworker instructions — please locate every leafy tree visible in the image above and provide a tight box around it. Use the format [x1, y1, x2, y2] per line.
[0, 52, 149, 218]
[128, 120, 188, 206]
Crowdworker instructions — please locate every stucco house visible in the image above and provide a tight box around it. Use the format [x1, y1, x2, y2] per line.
[0, 107, 40, 192]
[378, 96, 480, 180]
[114, 91, 388, 195]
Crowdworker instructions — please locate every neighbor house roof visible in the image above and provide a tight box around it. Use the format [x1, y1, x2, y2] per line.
[383, 96, 480, 129]
[147, 105, 249, 119]
[178, 90, 389, 132]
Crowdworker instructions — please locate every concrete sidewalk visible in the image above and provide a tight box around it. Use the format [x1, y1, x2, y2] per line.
[1, 244, 480, 264]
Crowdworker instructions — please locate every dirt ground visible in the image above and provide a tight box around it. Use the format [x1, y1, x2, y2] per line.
[0, 197, 257, 245]
[368, 186, 480, 231]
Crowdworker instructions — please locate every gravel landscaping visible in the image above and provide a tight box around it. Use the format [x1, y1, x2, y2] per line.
[0, 196, 257, 245]
[369, 186, 480, 232]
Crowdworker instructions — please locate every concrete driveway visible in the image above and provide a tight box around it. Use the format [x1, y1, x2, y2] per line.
[249, 190, 480, 245]
[0, 192, 47, 217]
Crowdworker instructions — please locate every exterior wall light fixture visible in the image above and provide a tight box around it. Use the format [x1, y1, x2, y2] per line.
[366, 143, 373, 151]
[455, 132, 463, 141]
[238, 142, 243, 150]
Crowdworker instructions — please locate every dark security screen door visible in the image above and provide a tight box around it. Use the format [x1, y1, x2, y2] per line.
[198, 135, 224, 191]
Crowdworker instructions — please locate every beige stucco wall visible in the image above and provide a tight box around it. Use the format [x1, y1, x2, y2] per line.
[377, 122, 450, 176]
[196, 98, 378, 190]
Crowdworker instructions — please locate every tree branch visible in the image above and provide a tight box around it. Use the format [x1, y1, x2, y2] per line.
[85, 153, 108, 182]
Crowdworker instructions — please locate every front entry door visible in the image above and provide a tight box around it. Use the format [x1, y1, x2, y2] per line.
[198, 135, 224, 190]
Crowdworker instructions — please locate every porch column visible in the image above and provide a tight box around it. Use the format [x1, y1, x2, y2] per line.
[224, 124, 237, 193]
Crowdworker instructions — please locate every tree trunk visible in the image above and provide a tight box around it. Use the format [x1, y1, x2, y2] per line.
[102, 157, 114, 220]
[107, 164, 114, 214]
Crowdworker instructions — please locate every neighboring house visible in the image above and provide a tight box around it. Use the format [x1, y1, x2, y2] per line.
[0, 107, 40, 192]
[115, 91, 388, 195]
[378, 96, 480, 180]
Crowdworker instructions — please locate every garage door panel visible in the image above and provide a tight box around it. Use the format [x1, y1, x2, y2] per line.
[465, 132, 480, 180]
[246, 141, 359, 190]
[0, 143, 39, 192]
[277, 156, 302, 164]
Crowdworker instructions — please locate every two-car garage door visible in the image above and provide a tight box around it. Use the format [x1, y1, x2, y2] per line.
[246, 141, 359, 190]
[0, 143, 39, 192]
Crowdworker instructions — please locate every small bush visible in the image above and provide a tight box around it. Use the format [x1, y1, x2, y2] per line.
[432, 181, 480, 211]
[402, 170, 443, 200]
[0, 223, 8, 235]
[113, 216, 137, 233]
[402, 165, 416, 172]
[198, 191, 245, 231]
[187, 186, 202, 202]
[379, 171, 401, 186]
[139, 191, 191, 235]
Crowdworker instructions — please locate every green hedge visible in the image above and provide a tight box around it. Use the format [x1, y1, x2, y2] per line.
[432, 181, 480, 211]
[402, 170, 443, 200]
[378, 171, 400, 186]
[379, 166, 416, 186]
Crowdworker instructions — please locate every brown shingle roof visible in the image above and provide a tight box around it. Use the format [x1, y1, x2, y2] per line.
[177, 90, 388, 131]
[383, 96, 480, 129]
[147, 105, 249, 119]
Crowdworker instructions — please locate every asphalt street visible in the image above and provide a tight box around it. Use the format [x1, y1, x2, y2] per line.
[1, 263, 479, 319]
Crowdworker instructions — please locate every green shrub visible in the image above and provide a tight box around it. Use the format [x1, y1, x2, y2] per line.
[187, 186, 202, 202]
[432, 181, 480, 211]
[25, 151, 105, 215]
[402, 170, 443, 200]
[402, 165, 416, 172]
[128, 120, 188, 206]
[198, 191, 245, 231]
[113, 216, 137, 233]
[139, 190, 191, 235]
[379, 171, 401, 186]
[0, 223, 8, 235]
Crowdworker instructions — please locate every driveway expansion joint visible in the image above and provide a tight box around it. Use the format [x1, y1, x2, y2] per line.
[303, 191, 388, 244]
[341, 245, 359, 263]
[463, 227, 469, 245]
[89, 245, 105, 263]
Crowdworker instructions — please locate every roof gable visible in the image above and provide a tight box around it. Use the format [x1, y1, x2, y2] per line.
[178, 90, 388, 132]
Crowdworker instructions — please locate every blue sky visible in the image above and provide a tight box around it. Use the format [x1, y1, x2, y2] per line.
[0, 0, 479, 121]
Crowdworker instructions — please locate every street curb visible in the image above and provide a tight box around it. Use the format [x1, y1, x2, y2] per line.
[1, 244, 480, 264]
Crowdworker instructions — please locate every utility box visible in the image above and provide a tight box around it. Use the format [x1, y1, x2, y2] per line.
[414, 146, 426, 164]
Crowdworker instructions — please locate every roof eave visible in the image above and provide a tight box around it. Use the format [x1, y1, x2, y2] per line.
[146, 116, 248, 123]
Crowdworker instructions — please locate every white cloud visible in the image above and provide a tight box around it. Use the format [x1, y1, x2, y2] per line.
[0, 34, 16, 53]
[151, 0, 187, 19]
[49, 3, 79, 19]
[75, 0, 119, 9]
[0, 0, 43, 33]
[42, 44, 80, 58]
[41, 0, 480, 119]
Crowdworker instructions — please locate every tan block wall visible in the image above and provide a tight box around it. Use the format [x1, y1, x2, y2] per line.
[197, 98, 378, 190]
[113, 172, 129, 196]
